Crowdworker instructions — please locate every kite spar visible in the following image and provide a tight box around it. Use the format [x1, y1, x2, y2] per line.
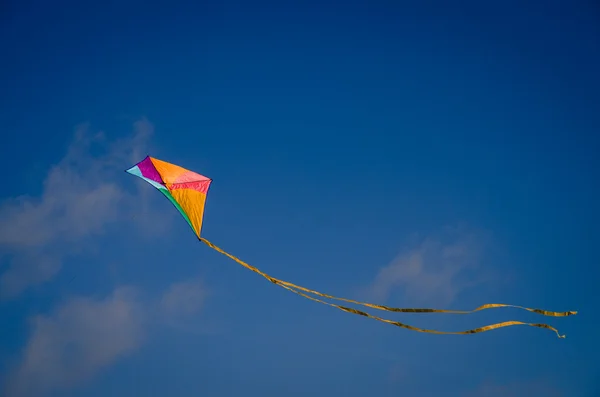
[126, 156, 577, 338]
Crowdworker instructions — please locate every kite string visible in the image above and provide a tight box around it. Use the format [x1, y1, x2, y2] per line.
[199, 238, 569, 338]
[198, 238, 576, 317]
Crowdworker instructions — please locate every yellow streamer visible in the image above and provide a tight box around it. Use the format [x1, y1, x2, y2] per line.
[278, 281, 566, 337]
[199, 237, 575, 338]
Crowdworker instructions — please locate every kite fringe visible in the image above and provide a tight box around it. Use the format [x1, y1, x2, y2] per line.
[199, 238, 575, 338]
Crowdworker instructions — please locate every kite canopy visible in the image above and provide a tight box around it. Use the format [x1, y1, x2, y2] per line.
[126, 156, 212, 238]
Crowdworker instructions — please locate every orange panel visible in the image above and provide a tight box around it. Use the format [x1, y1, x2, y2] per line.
[150, 157, 190, 184]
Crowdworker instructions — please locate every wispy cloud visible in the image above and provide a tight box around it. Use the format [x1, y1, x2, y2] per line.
[364, 225, 494, 307]
[4, 276, 210, 397]
[0, 119, 157, 298]
[160, 277, 208, 319]
[4, 286, 146, 397]
[157, 277, 214, 336]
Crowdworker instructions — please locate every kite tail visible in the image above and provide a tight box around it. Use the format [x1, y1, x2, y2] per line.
[277, 280, 566, 338]
[199, 237, 574, 338]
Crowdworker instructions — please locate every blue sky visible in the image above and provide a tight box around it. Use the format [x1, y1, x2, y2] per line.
[1, 0, 598, 396]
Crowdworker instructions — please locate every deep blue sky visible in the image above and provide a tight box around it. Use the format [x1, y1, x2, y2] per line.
[1, 1, 599, 396]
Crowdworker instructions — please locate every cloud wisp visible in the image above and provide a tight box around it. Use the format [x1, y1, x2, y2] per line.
[160, 277, 208, 320]
[4, 286, 146, 397]
[0, 119, 157, 298]
[364, 225, 494, 307]
[4, 278, 209, 397]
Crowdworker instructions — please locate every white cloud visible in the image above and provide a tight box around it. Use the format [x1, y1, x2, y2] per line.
[157, 277, 212, 336]
[0, 254, 61, 299]
[3, 276, 211, 397]
[0, 127, 122, 248]
[4, 286, 146, 397]
[365, 225, 493, 307]
[160, 278, 208, 319]
[0, 119, 158, 298]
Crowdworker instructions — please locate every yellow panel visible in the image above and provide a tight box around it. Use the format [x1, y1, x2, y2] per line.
[170, 189, 207, 237]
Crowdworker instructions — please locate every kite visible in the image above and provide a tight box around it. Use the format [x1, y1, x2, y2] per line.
[126, 156, 577, 338]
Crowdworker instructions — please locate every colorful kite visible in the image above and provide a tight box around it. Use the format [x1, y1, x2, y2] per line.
[126, 156, 577, 337]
